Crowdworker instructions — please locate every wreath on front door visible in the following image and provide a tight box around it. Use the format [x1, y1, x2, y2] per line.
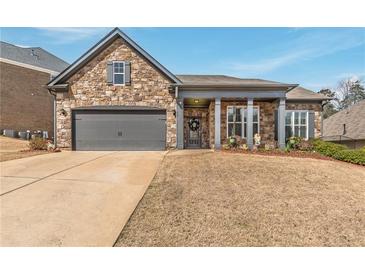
[188, 118, 200, 132]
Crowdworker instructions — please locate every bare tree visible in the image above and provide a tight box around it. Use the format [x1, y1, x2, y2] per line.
[333, 77, 365, 110]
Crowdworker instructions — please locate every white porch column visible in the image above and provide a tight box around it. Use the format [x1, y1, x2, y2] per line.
[246, 98, 254, 149]
[278, 98, 286, 149]
[214, 97, 221, 149]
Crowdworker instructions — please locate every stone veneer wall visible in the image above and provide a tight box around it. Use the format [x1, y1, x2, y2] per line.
[56, 38, 176, 148]
[207, 100, 322, 147]
[208, 101, 215, 148]
[184, 107, 209, 148]
[286, 103, 322, 138]
[220, 101, 276, 144]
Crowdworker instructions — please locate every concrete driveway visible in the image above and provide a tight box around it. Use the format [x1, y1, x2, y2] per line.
[0, 151, 165, 246]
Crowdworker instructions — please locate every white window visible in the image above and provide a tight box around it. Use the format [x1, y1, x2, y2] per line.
[285, 111, 308, 139]
[227, 106, 259, 138]
[113, 61, 125, 85]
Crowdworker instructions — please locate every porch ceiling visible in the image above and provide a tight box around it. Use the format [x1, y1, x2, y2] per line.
[184, 98, 210, 107]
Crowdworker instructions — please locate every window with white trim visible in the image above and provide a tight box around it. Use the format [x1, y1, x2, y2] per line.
[227, 106, 259, 138]
[285, 111, 308, 139]
[113, 61, 125, 85]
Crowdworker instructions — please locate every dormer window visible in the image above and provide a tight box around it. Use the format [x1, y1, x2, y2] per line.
[113, 61, 125, 85]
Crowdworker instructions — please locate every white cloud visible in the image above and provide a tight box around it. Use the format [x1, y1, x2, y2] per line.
[230, 29, 365, 74]
[231, 49, 311, 73]
[337, 72, 365, 81]
[36, 27, 111, 44]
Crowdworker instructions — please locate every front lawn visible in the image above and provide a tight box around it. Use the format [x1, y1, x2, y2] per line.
[115, 151, 365, 247]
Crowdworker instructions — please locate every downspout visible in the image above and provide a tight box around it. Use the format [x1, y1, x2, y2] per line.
[321, 100, 330, 138]
[175, 86, 179, 98]
[175, 86, 179, 149]
[47, 88, 57, 147]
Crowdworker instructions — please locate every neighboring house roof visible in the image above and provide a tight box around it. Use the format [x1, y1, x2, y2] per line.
[323, 100, 365, 140]
[0, 41, 69, 74]
[286, 86, 331, 101]
[48, 27, 181, 87]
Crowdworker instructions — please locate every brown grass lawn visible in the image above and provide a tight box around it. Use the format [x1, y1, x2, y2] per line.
[0, 136, 48, 162]
[116, 151, 365, 247]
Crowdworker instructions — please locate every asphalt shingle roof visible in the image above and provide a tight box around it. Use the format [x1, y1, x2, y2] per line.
[286, 86, 331, 100]
[176, 75, 330, 100]
[323, 100, 365, 140]
[176, 75, 288, 86]
[0, 41, 69, 73]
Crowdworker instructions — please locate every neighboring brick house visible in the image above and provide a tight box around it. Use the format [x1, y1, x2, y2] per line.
[0, 41, 68, 138]
[47, 28, 331, 151]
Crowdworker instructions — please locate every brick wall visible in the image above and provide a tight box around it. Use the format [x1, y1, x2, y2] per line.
[0, 62, 54, 137]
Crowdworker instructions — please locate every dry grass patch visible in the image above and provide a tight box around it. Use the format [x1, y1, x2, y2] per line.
[116, 151, 365, 247]
[0, 136, 48, 162]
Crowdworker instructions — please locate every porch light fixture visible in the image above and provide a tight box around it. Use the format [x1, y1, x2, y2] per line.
[60, 109, 67, 116]
[194, 99, 200, 104]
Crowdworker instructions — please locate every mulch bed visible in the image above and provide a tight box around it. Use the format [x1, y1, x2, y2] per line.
[222, 148, 335, 161]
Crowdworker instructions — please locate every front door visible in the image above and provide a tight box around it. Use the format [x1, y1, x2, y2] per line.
[187, 117, 201, 148]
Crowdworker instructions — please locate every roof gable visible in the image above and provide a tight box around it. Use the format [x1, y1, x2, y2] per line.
[286, 86, 332, 101]
[48, 28, 181, 86]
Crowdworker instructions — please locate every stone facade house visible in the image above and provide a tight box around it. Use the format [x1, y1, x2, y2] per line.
[0, 41, 68, 138]
[47, 28, 330, 151]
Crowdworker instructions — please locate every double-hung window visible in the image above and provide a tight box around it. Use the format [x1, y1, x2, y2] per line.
[113, 61, 125, 85]
[227, 106, 259, 138]
[285, 111, 308, 139]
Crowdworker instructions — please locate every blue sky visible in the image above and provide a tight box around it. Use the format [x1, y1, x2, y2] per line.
[1, 27, 364, 91]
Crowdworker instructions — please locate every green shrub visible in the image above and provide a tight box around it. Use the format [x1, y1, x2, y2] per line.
[298, 139, 314, 151]
[332, 149, 365, 165]
[29, 137, 48, 150]
[312, 139, 346, 156]
[313, 139, 365, 165]
[227, 136, 237, 148]
[286, 136, 302, 150]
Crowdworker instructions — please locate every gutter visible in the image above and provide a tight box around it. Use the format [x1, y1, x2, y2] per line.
[170, 83, 298, 89]
[47, 83, 69, 92]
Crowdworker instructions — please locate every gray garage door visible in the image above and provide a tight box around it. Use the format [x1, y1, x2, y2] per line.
[72, 109, 166, 151]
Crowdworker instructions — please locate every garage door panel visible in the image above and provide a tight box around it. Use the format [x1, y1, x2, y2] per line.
[72, 110, 166, 151]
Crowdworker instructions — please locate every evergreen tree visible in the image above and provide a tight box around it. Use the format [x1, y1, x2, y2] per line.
[318, 89, 338, 119]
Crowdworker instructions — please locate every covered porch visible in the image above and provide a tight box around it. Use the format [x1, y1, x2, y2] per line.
[175, 89, 288, 150]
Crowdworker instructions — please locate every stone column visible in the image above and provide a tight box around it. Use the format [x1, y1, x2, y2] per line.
[246, 98, 254, 149]
[176, 98, 184, 149]
[214, 97, 221, 149]
[278, 97, 286, 149]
